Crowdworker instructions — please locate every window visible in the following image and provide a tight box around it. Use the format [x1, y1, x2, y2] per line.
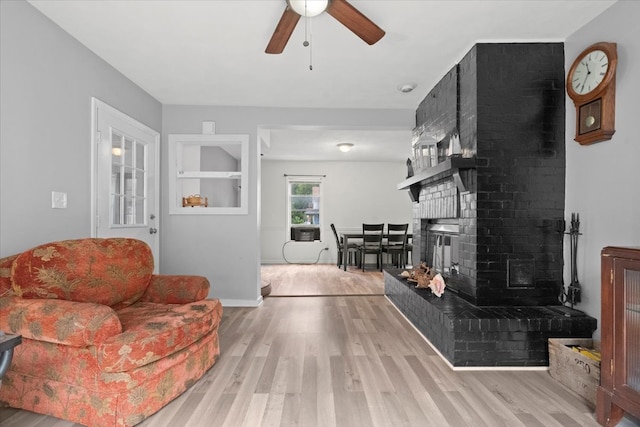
[286, 176, 323, 241]
[111, 132, 147, 226]
[168, 134, 248, 215]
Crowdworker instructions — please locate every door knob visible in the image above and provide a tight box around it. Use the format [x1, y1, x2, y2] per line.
[149, 227, 158, 234]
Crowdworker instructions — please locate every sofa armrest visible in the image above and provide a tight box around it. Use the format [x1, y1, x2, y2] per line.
[0, 296, 122, 347]
[0, 254, 18, 296]
[141, 275, 210, 304]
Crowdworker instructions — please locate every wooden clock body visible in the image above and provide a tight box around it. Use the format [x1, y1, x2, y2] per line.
[566, 42, 617, 145]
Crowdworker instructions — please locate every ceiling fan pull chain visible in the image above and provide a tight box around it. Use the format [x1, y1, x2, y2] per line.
[303, 0, 311, 46]
[309, 19, 314, 70]
[301, 5, 313, 71]
[303, 0, 310, 46]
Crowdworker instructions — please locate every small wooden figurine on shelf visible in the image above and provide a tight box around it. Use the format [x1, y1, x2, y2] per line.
[406, 158, 414, 178]
[182, 194, 208, 207]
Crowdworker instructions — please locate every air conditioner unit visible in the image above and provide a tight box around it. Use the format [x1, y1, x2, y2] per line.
[291, 227, 319, 242]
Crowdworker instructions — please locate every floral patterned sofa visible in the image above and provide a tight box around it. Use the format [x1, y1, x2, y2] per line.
[0, 238, 223, 426]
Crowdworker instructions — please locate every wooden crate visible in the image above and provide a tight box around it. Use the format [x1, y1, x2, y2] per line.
[548, 338, 601, 406]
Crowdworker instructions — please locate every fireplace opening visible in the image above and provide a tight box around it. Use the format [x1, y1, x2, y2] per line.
[420, 217, 471, 300]
[424, 219, 460, 280]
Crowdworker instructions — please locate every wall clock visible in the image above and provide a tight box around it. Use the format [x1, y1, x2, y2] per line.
[566, 42, 617, 145]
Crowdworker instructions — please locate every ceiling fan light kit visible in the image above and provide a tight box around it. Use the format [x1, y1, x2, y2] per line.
[288, 0, 328, 17]
[266, 0, 385, 54]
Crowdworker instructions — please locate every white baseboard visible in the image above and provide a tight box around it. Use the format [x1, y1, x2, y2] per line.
[261, 261, 335, 265]
[219, 296, 263, 307]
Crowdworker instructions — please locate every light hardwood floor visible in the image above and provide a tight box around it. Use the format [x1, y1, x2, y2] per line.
[1, 265, 602, 427]
[261, 264, 384, 296]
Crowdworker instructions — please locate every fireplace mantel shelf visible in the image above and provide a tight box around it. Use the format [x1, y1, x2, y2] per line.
[398, 156, 476, 192]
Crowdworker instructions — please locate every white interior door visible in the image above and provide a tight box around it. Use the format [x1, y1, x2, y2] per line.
[91, 98, 160, 271]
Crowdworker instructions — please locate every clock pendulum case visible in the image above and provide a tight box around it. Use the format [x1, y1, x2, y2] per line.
[566, 42, 617, 145]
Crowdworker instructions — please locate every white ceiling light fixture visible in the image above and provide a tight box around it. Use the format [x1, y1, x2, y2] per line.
[398, 83, 417, 93]
[288, 0, 329, 17]
[337, 143, 354, 152]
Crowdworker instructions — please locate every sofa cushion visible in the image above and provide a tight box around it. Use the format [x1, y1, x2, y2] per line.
[97, 298, 223, 372]
[11, 238, 153, 309]
[141, 275, 211, 304]
[0, 296, 122, 347]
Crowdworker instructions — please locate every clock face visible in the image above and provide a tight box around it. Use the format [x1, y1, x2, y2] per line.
[570, 49, 609, 95]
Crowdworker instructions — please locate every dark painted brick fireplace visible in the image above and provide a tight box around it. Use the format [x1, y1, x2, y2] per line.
[388, 43, 596, 367]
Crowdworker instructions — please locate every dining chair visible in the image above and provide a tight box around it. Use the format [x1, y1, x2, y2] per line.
[331, 223, 358, 269]
[382, 223, 409, 268]
[359, 223, 384, 271]
[404, 235, 413, 268]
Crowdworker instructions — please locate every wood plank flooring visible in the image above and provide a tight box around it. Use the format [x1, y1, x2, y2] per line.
[1, 265, 602, 426]
[261, 264, 384, 296]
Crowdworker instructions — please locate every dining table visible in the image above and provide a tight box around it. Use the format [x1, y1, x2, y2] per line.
[340, 230, 412, 271]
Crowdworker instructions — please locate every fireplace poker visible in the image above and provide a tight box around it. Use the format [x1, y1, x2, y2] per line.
[567, 213, 582, 307]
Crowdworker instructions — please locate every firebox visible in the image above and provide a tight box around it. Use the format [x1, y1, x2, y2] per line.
[424, 219, 460, 277]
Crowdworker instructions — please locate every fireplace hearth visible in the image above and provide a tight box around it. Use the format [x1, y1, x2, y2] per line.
[385, 270, 596, 367]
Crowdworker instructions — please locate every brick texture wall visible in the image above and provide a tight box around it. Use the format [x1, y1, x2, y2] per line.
[414, 43, 565, 306]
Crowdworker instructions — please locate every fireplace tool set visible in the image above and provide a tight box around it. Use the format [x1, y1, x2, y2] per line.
[561, 212, 582, 309]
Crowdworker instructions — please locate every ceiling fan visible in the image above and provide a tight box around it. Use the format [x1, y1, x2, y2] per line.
[265, 0, 385, 54]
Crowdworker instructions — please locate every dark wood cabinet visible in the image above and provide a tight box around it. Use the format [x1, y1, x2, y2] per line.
[597, 246, 640, 426]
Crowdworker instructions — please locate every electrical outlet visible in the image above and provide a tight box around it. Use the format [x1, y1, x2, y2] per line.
[52, 191, 67, 209]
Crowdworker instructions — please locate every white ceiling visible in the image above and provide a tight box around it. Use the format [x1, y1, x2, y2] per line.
[28, 0, 617, 161]
[260, 127, 414, 161]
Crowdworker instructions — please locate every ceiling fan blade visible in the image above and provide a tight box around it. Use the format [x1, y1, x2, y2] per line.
[326, 0, 385, 45]
[266, 7, 301, 54]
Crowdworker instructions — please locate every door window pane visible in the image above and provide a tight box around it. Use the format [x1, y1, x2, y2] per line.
[136, 143, 145, 170]
[112, 195, 122, 225]
[110, 132, 147, 227]
[135, 198, 145, 224]
[124, 137, 134, 167]
[135, 170, 144, 196]
[124, 197, 134, 225]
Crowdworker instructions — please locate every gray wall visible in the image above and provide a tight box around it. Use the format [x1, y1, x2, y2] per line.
[0, 0, 162, 256]
[564, 1, 640, 340]
[162, 106, 413, 306]
[261, 160, 413, 264]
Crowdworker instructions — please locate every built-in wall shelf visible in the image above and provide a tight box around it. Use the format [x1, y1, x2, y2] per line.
[398, 156, 476, 201]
